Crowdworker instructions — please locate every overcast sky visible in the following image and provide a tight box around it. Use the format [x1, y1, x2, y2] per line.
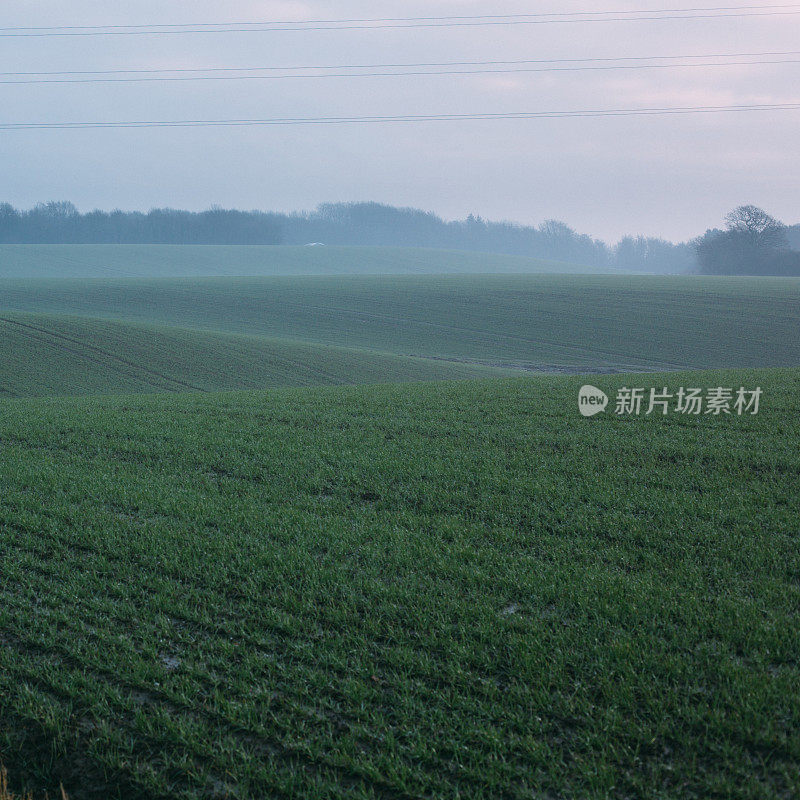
[2, 1, 798, 241]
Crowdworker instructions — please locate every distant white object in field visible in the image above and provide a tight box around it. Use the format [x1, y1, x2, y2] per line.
[304, 242, 326, 247]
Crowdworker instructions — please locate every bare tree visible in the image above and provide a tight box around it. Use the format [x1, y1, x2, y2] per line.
[724, 205, 788, 249]
[694, 205, 799, 275]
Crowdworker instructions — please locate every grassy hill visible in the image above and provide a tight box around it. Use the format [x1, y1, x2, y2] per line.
[1, 369, 798, 798]
[0, 244, 597, 280]
[3, 274, 800, 375]
[0, 313, 503, 398]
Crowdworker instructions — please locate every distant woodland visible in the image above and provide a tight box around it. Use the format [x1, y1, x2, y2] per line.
[2, 199, 797, 274]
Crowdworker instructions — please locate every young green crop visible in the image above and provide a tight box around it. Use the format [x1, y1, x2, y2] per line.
[1, 369, 798, 798]
[2, 273, 799, 375]
[0, 313, 504, 398]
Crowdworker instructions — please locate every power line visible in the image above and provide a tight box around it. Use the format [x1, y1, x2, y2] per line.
[3, 58, 799, 85]
[4, 50, 798, 77]
[2, 7, 800, 36]
[2, 103, 799, 130]
[6, 49, 800, 79]
[1, 4, 797, 30]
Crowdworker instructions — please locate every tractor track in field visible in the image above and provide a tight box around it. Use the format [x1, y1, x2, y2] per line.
[1, 517, 534, 713]
[0, 633, 295, 800]
[0, 619, 485, 800]
[408, 354, 675, 374]
[6, 527, 793, 795]
[0, 561, 547, 798]
[2, 318, 170, 391]
[0, 315, 208, 393]
[0, 584, 528, 799]
[3, 533, 531, 711]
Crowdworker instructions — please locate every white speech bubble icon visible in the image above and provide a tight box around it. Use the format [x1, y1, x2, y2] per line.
[578, 385, 609, 417]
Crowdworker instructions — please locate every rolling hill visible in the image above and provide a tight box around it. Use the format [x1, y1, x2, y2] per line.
[0, 313, 503, 398]
[0, 244, 599, 280]
[2, 246, 798, 796]
[2, 274, 799, 379]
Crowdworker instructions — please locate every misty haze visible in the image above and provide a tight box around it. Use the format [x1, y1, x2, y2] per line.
[1, 3, 798, 800]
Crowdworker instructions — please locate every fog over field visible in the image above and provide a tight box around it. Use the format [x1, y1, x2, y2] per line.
[2, 3, 799, 799]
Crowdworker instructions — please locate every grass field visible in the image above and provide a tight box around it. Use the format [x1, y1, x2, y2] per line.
[2, 274, 800, 381]
[2, 253, 799, 796]
[0, 313, 502, 398]
[0, 245, 596, 280]
[1, 368, 798, 799]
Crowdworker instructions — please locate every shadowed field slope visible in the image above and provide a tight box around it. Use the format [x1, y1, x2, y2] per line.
[2, 273, 800, 372]
[0, 244, 596, 280]
[0, 369, 798, 798]
[0, 314, 503, 398]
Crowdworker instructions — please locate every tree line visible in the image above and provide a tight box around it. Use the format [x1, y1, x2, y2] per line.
[692, 206, 800, 276]
[280, 203, 697, 273]
[0, 199, 796, 274]
[0, 200, 694, 272]
[0, 202, 284, 245]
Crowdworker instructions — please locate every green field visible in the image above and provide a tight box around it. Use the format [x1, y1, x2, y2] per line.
[0, 313, 503, 398]
[1, 274, 799, 395]
[2, 256, 799, 797]
[1, 369, 798, 799]
[0, 245, 597, 280]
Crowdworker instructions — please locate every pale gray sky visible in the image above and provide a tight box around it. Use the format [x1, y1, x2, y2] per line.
[2, 1, 798, 241]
